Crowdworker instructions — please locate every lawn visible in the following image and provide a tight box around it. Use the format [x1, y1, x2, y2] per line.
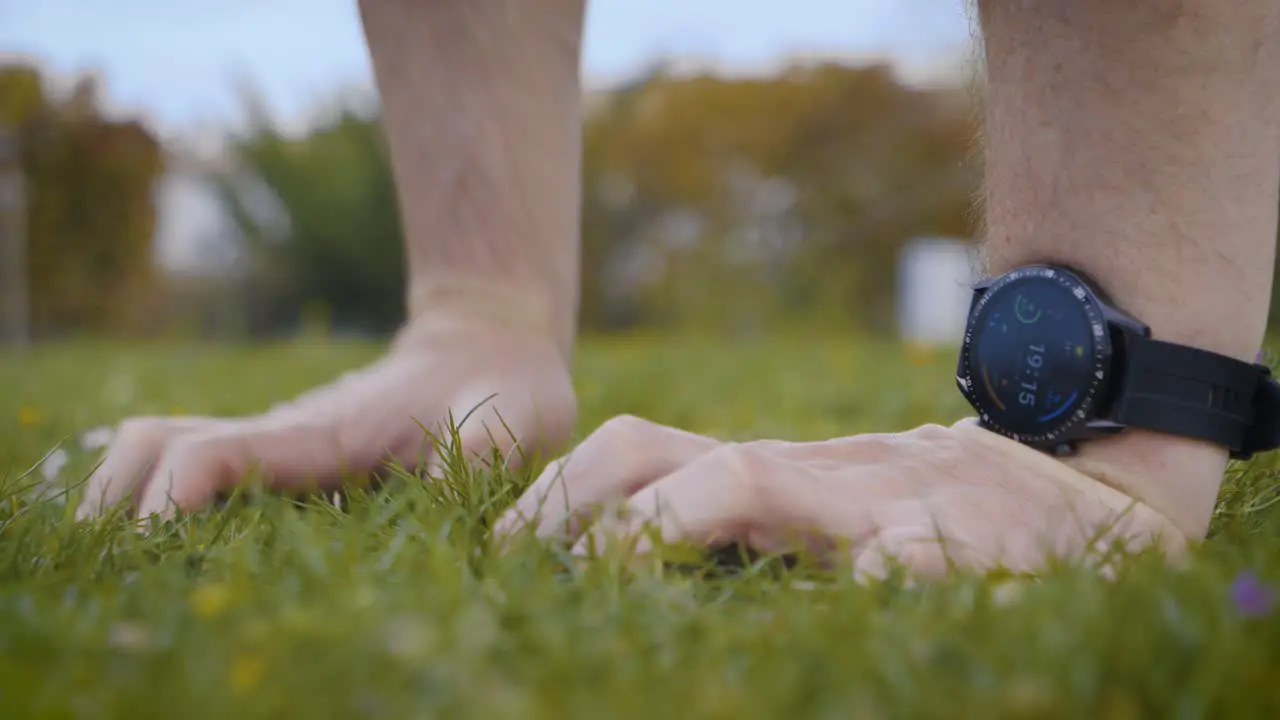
[1, 334, 1278, 719]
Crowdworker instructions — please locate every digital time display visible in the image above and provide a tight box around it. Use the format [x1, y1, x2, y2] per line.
[960, 268, 1111, 443]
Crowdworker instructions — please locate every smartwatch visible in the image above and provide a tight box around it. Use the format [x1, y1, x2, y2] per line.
[955, 264, 1280, 460]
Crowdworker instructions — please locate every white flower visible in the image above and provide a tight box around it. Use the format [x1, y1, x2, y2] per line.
[80, 425, 115, 451]
[39, 448, 69, 482]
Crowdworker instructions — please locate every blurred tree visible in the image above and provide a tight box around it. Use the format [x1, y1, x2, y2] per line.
[220, 62, 980, 338]
[215, 97, 405, 337]
[0, 64, 164, 338]
[0, 65, 42, 344]
[0, 65, 42, 125]
[579, 62, 980, 334]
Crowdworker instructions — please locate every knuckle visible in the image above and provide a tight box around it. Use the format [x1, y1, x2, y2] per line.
[705, 441, 746, 463]
[158, 431, 226, 470]
[114, 416, 163, 441]
[702, 443, 766, 520]
[849, 433, 909, 462]
[112, 417, 175, 451]
[703, 442, 759, 484]
[741, 437, 788, 453]
[152, 438, 195, 476]
[905, 423, 952, 441]
[739, 438, 802, 463]
[595, 414, 655, 443]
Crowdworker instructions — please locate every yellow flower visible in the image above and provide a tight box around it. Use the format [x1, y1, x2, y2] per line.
[229, 653, 266, 693]
[18, 406, 40, 427]
[190, 583, 233, 619]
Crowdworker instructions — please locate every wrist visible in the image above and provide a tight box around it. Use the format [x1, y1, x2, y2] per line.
[396, 276, 570, 359]
[1054, 428, 1229, 541]
[956, 417, 1212, 545]
[955, 263, 1255, 540]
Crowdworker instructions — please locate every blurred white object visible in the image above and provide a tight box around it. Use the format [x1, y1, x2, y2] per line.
[40, 447, 69, 481]
[80, 425, 116, 451]
[896, 236, 979, 347]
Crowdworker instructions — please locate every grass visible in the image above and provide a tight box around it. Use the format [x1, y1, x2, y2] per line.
[1, 333, 1278, 719]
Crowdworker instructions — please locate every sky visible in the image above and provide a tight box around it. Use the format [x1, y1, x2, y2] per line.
[0, 0, 974, 140]
[0, 0, 974, 273]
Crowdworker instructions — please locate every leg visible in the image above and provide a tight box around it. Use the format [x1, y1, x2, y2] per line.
[978, 0, 1280, 534]
[78, 0, 588, 520]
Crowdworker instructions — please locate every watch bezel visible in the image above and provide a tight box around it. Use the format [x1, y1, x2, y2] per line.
[957, 265, 1115, 446]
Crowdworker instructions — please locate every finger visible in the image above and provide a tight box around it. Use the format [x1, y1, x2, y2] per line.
[492, 415, 721, 543]
[76, 416, 232, 520]
[847, 495, 987, 582]
[570, 444, 769, 557]
[572, 442, 929, 562]
[851, 523, 955, 583]
[135, 416, 365, 521]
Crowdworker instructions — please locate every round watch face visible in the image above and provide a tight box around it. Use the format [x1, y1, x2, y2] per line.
[959, 266, 1112, 444]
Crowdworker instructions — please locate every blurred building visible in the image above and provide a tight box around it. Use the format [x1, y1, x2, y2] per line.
[154, 145, 240, 277]
[895, 236, 979, 346]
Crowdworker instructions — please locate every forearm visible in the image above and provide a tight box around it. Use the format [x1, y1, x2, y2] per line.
[976, 0, 1280, 536]
[359, 0, 585, 358]
[979, 0, 1280, 361]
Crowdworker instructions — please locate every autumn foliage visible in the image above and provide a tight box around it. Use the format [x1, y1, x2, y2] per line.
[577, 62, 980, 334]
[218, 61, 982, 338]
[1, 64, 166, 338]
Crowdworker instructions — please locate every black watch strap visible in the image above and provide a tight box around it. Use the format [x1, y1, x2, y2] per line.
[1112, 336, 1280, 460]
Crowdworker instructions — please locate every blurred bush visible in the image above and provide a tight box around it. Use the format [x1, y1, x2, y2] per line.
[1, 63, 164, 339]
[10, 58, 1280, 343]
[213, 97, 406, 337]
[578, 62, 978, 335]
[210, 61, 980, 339]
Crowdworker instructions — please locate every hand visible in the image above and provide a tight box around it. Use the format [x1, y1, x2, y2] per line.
[75, 317, 577, 522]
[493, 416, 1188, 578]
